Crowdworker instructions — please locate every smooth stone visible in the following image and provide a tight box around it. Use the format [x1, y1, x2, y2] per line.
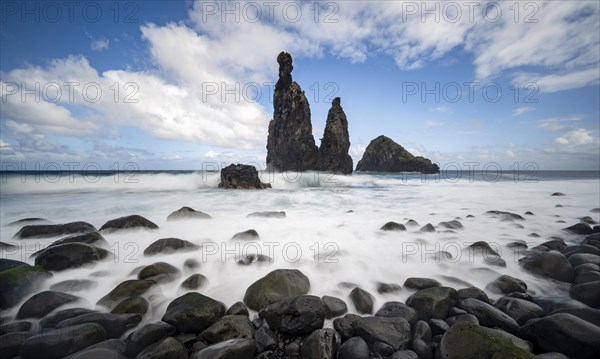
[428, 318, 449, 335]
[111, 296, 149, 315]
[380, 222, 406, 231]
[247, 211, 286, 218]
[20, 323, 107, 359]
[569, 281, 600, 308]
[457, 287, 490, 303]
[548, 307, 600, 327]
[0, 258, 30, 272]
[438, 220, 463, 230]
[337, 336, 369, 359]
[494, 297, 545, 325]
[568, 253, 600, 267]
[532, 296, 590, 314]
[167, 207, 212, 221]
[0, 331, 36, 358]
[403, 277, 441, 290]
[97, 280, 157, 309]
[190, 338, 255, 359]
[137, 262, 179, 282]
[519, 251, 574, 282]
[0, 321, 32, 335]
[375, 301, 418, 325]
[260, 295, 325, 336]
[14, 222, 96, 239]
[406, 287, 459, 320]
[563, 244, 600, 258]
[231, 229, 260, 240]
[243, 269, 310, 310]
[458, 298, 520, 334]
[300, 328, 340, 359]
[65, 348, 128, 359]
[522, 313, 600, 359]
[564, 223, 594, 235]
[438, 321, 533, 359]
[225, 301, 249, 316]
[50, 279, 97, 292]
[143, 238, 199, 256]
[485, 275, 527, 294]
[484, 211, 526, 221]
[348, 287, 375, 314]
[39, 308, 96, 329]
[333, 314, 361, 341]
[99, 215, 158, 234]
[198, 315, 255, 344]
[34, 243, 108, 271]
[17, 290, 79, 319]
[135, 336, 187, 359]
[56, 312, 142, 339]
[255, 326, 277, 353]
[377, 282, 402, 294]
[420, 223, 436, 232]
[125, 321, 176, 357]
[322, 295, 347, 318]
[352, 316, 411, 350]
[390, 350, 419, 359]
[162, 292, 226, 333]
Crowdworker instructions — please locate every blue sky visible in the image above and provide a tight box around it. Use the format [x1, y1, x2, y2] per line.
[1, 0, 599, 170]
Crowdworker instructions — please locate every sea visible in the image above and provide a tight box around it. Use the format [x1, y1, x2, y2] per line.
[1, 170, 599, 323]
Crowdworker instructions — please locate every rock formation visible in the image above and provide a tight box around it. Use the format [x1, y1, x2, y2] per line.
[318, 97, 353, 174]
[356, 135, 439, 173]
[218, 164, 271, 189]
[266, 52, 319, 172]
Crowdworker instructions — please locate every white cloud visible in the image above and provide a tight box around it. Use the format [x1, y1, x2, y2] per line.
[205, 150, 219, 158]
[424, 120, 446, 129]
[512, 107, 535, 117]
[91, 38, 109, 51]
[535, 115, 583, 132]
[555, 128, 596, 146]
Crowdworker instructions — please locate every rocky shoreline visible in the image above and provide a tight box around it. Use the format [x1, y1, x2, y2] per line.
[1, 205, 599, 358]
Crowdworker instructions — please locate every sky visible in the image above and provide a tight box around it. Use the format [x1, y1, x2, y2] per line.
[0, 0, 599, 171]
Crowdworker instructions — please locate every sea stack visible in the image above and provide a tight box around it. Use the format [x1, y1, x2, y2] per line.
[318, 97, 353, 174]
[266, 52, 319, 172]
[356, 135, 439, 173]
[218, 164, 271, 189]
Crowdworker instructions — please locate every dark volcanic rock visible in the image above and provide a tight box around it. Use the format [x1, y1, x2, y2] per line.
[0, 321, 32, 335]
[243, 269, 310, 310]
[143, 237, 199, 256]
[484, 210, 526, 221]
[322, 295, 348, 318]
[99, 215, 158, 234]
[35, 243, 108, 271]
[301, 328, 340, 358]
[403, 277, 441, 290]
[7, 217, 50, 226]
[135, 336, 187, 359]
[56, 312, 142, 339]
[519, 250, 574, 282]
[247, 211, 286, 218]
[39, 308, 96, 329]
[380, 221, 406, 231]
[0, 265, 52, 308]
[0, 258, 29, 272]
[167, 207, 212, 221]
[356, 135, 439, 173]
[231, 229, 260, 240]
[352, 316, 411, 350]
[457, 287, 490, 303]
[191, 338, 255, 359]
[406, 287, 459, 320]
[97, 279, 157, 309]
[218, 164, 271, 189]
[458, 298, 520, 334]
[337, 336, 369, 359]
[162, 292, 226, 333]
[180, 273, 208, 290]
[349, 287, 375, 314]
[522, 313, 600, 359]
[438, 321, 533, 359]
[17, 291, 79, 319]
[111, 296, 149, 315]
[260, 295, 325, 336]
[14, 221, 96, 239]
[198, 315, 255, 344]
[494, 297, 545, 325]
[377, 282, 402, 294]
[569, 281, 600, 308]
[375, 301, 418, 324]
[138, 262, 180, 282]
[485, 275, 527, 294]
[0, 331, 36, 358]
[50, 279, 98, 292]
[333, 314, 361, 341]
[266, 52, 319, 172]
[317, 97, 353, 174]
[563, 222, 594, 235]
[226, 302, 249, 316]
[124, 321, 176, 357]
[20, 323, 107, 359]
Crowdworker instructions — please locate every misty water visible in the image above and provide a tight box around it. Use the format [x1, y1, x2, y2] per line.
[1, 170, 599, 326]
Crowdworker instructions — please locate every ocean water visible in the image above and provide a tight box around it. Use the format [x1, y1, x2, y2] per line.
[1, 170, 599, 324]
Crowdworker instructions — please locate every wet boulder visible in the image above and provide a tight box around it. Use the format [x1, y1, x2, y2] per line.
[162, 292, 226, 333]
[35, 243, 108, 271]
[167, 207, 212, 221]
[99, 215, 158, 234]
[243, 269, 310, 310]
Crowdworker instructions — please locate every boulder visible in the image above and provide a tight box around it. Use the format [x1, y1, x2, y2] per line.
[403, 277, 441, 290]
[522, 313, 600, 359]
[420, 223, 436, 232]
[0, 321, 32, 335]
[266, 51, 319, 172]
[563, 223, 594, 235]
[39, 308, 96, 329]
[44, 232, 108, 249]
[375, 301, 418, 324]
[322, 295, 347, 318]
[243, 269, 310, 310]
[225, 301, 249, 316]
[14, 221, 96, 239]
[237, 254, 272, 266]
[485, 275, 527, 294]
[219, 164, 271, 189]
[568, 253, 600, 267]
[162, 292, 226, 333]
[19, 323, 107, 359]
[143, 237, 199, 256]
[519, 251, 574, 282]
[34, 243, 108, 271]
[17, 291, 79, 319]
[135, 336, 187, 359]
[569, 281, 600, 308]
[124, 321, 176, 357]
[97, 280, 157, 309]
[337, 336, 369, 359]
[380, 222, 406, 231]
[548, 307, 600, 327]
[352, 316, 411, 350]
[458, 298, 520, 334]
[180, 273, 208, 290]
[65, 348, 127, 359]
[377, 282, 402, 294]
[247, 211, 286, 218]
[348, 287, 375, 314]
[0, 331, 36, 358]
[99, 215, 158, 234]
[457, 287, 490, 303]
[406, 287, 459, 320]
[317, 97, 353, 174]
[137, 262, 180, 282]
[111, 296, 149, 315]
[333, 314, 361, 341]
[231, 229, 260, 240]
[0, 265, 52, 308]
[255, 326, 277, 353]
[494, 297, 545, 325]
[438, 321, 534, 359]
[198, 315, 255, 344]
[167, 207, 212, 221]
[0, 258, 29, 272]
[261, 295, 325, 336]
[7, 217, 50, 226]
[191, 338, 256, 359]
[356, 135, 439, 173]
[532, 296, 590, 314]
[55, 312, 142, 339]
[301, 328, 340, 359]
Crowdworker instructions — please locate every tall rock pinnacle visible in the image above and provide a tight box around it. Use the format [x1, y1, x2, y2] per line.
[266, 52, 319, 172]
[318, 97, 353, 174]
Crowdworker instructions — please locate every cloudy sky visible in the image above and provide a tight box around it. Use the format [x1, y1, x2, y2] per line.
[1, 0, 599, 170]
